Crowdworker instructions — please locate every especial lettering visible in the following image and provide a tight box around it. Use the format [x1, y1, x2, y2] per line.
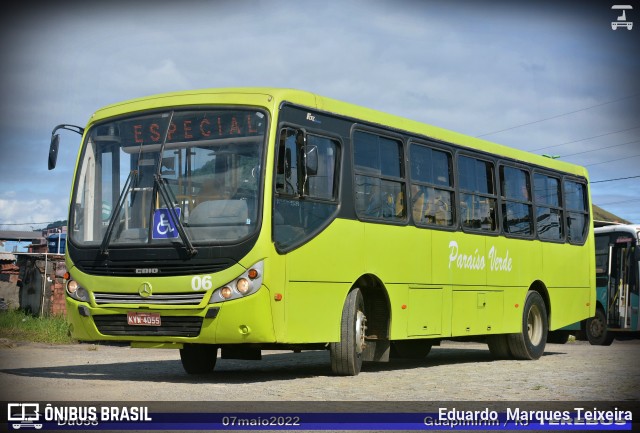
[120, 110, 264, 146]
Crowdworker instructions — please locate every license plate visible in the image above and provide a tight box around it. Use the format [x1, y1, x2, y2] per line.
[127, 312, 161, 326]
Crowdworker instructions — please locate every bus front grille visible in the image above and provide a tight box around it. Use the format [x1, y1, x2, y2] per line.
[93, 292, 205, 306]
[93, 315, 203, 337]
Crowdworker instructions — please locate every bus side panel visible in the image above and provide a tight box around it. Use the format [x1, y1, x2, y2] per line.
[284, 219, 364, 343]
[487, 237, 541, 334]
[542, 240, 594, 329]
[286, 219, 364, 282]
[407, 286, 444, 336]
[547, 286, 592, 330]
[363, 223, 430, 284]
[388, 284, 450, 340]
[364, 223, 431, 341]
[283, 281, 352, 342]
[486, 237, 540, 291]
[451, 289, 504, 336]
[542, 242, 591, 288]
[432, 231, 487, 287]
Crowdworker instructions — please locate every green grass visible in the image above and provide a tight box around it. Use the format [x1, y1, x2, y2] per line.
[0, 309, 76, 344]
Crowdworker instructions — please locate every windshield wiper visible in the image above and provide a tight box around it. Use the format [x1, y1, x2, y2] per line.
[100, 170, 136, 256]
[154, 174, 198, 258]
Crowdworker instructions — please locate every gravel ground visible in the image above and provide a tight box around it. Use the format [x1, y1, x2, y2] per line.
[0, 338, 639, 402]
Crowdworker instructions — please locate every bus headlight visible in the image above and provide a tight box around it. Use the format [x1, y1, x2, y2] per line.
[210, 260, 264, 304]
[236, 278, 250, 294]
[66, 279, 89, 302]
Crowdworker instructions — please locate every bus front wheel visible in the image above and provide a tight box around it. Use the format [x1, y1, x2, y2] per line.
[180, 344, 218, 374]
[508, 291, 548, 360]
[330, 288, 367, 376]
[586, 308, 614, 346]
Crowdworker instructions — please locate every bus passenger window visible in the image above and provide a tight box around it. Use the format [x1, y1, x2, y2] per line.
[353, 131, 406, 222]
[564, 180, 589, 244]
[409, 143, 454, 227]
[534, 173, 563, 241]
[458, 155, 496, 232]
[500, 166, 533, 236]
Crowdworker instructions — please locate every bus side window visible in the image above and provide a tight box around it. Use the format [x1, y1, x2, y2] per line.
[276, 130, 296, 195]
[564, 180, 589, 244]
[534, 173, 563, 241]
[273, 128, 340, 251]
[409, 143, 454, 227]
[500, 165, 533, 237]
[353, 131, 406, 222]
[458, 155, 497, 232]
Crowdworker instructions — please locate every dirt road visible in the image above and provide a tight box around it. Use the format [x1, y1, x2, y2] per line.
[1, 339, 639, 402]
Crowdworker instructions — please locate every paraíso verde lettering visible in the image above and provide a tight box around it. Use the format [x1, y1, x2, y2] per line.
[448, 240, 513, 272]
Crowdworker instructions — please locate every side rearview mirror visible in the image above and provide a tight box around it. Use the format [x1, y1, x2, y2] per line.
[47, 124, 85, 170]
[48, 134, 60, 170]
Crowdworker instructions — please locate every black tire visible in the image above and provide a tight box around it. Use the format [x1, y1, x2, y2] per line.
[547, 330, 570, 344]
[586, 308, 614, 346]
[391, 340, 432, 359]
[179, 344, 218, 374]
[508, 291, 548, 360]
[487, 334, 513, 359]
[330, 288, 367, 376]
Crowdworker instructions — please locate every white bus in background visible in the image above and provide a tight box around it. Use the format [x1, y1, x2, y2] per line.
[556, 223, 640, 345]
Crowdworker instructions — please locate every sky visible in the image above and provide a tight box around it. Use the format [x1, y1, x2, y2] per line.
[0, 0, 639, 235]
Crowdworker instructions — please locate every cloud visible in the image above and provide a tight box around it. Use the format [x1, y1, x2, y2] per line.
[0, 198, 65, 228]
[0, 0, 638, 225]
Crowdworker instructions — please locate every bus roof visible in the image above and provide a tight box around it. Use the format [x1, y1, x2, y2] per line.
[90, 87, 589, 179]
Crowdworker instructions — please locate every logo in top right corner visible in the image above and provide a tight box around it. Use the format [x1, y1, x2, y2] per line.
[611, 5, 633, 30]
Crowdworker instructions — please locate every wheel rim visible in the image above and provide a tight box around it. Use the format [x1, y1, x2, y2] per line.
[590, 316, 604, 337]
[355, 309, 366, 354]
[527, 304, 543, 345]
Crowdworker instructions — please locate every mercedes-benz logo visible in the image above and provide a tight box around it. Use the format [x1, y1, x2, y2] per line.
[138, 283, 152, 298]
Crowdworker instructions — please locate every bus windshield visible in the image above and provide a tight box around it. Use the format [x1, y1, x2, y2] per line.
[70, 109, 267, 248]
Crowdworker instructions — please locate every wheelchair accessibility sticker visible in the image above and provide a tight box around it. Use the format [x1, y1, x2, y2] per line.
[152, 208, 181, 239]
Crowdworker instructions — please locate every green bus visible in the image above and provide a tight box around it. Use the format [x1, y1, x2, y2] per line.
[48, 88, 595, 375]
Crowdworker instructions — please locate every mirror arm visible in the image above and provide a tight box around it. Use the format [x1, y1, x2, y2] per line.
[51, 124, 84, 137]
[48, 124, 85, 170]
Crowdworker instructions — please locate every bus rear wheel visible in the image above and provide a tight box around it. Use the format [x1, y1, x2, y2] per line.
[508, 291, 548, 360]
[330, 288, 367, 376]
[487, 334, 513, 359]
[586, 308, 614, 346]
[179, 344, 218, 374]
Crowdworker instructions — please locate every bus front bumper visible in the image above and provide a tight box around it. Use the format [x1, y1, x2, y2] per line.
[65, 288, 276, 345]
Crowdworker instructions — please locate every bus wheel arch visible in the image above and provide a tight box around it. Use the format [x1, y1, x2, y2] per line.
[508, 283, 549, 360]
[353, 274, 391, 342]
[329, 274, 391, 375]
